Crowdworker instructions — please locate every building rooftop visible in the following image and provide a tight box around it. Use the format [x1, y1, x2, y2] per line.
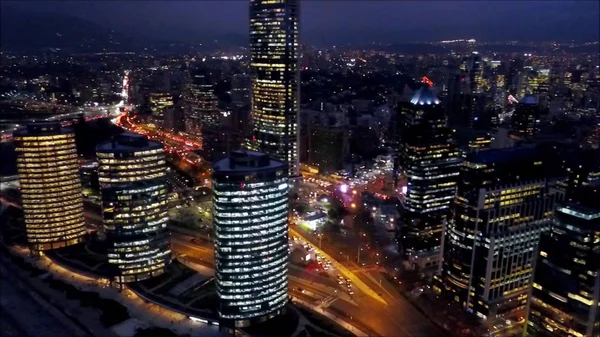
[14, 122, 71, 137]
[96, 133, 163, 153]
[409, 86, 441, 106]
[520, 95, 538, 105]
[556, 204, 600, 220]
[466, 147, 539, 165]
[213, 150, 287, 173]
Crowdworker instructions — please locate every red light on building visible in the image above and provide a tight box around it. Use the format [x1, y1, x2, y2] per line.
[422, 76, 434, 87]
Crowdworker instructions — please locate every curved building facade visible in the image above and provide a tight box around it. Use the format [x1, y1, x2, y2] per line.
[97, 133, 171, 283]
[247, 0, 300, 178]
[212, 150, 289, 327]
[14, 122, 86, 251]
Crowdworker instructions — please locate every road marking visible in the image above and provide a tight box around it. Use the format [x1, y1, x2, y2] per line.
[290, 228, 387, 305]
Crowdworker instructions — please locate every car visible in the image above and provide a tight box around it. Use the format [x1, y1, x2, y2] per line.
[348, 291, 354, 295]
[338, 280, 344, 285]
[297, 287, 305, 293]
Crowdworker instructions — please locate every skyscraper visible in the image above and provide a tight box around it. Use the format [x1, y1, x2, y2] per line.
[231, 73, 251, 108]
[212, 150, 289, 328]
[512, 95, 541, 137]
[247, 0, 300, 178]
[13, 122, 86, 251]
[526, 203, 600, 337]
[184, 69, 220, 135]
[397, 86, 462, 268]
[97, 133, 171, 283]
[436, 148, 564, 319]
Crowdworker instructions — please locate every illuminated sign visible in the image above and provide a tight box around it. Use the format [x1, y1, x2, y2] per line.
[422, 76, 434, 87]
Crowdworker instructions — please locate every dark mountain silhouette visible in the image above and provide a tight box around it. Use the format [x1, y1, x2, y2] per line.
[0, 6, 235, 53]
[0, 6, 133, 52]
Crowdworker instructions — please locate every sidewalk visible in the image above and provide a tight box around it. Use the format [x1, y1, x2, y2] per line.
[291, 297, 370, 337]
[11, 245, 220, 337]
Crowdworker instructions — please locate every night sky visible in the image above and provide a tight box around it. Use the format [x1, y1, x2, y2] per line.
[5, 1, 600, 44]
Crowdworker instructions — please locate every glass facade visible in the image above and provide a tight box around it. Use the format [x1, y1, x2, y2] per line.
[397, 86, 462, 264]
[14, 122, 86, 251]
[526, 204, 600, 337]
[512, 97, 540, 137]
[436, 150, 564, 319]
[97, 133, 171, 284]
[184, 69, 220, 135]
[247, 0, 300, 178]
[149, 92, 174, 120]
[212, 150, 289, 327]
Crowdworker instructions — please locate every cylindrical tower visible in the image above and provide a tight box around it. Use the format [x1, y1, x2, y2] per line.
[13, 122, 86, 251]
[96, 133, 171, 283]
[212, 150, 289, 328]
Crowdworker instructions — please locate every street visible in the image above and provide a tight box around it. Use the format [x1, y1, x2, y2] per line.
[171, 231, 445, 337]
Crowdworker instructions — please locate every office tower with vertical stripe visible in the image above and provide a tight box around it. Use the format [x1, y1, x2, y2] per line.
[247, 0, 300, 178]
[436, 148, 564, 319]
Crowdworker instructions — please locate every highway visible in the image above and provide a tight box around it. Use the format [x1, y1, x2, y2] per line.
[170, 233, 444, 337]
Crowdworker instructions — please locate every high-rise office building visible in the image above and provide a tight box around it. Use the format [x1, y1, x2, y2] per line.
[397, 86, 462, 268]
[231, 73, 251, 108]
[13, 122, 86, 251]
[149, 92, 174, 125]
[436, 148, 564, 319]
[212, 150, 289, 327]
[247, 0, 300, 178]
[525, 203, 600, 337]
[512, 95, 541, 137]
[307, 125, 349, 175]
[184, 69, 220, 135]
[447, 93, 489, 129]
[461, 53, 485, 93]
[97, 133, 171, 283]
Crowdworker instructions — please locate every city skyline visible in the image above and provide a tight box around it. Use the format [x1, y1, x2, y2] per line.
[0, 0, 599, 336]
[3, 1, 599, 45]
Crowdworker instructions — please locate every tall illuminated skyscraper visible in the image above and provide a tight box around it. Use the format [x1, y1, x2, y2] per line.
[397, 86, 462, 268]
[184, 69, 220, 135]
[436, 148, 563, 319]
[14, 122, 86, 251]
[213, 150, 289, 328]
[247, 0, 300, 178]
[97, 133, 171, 283]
